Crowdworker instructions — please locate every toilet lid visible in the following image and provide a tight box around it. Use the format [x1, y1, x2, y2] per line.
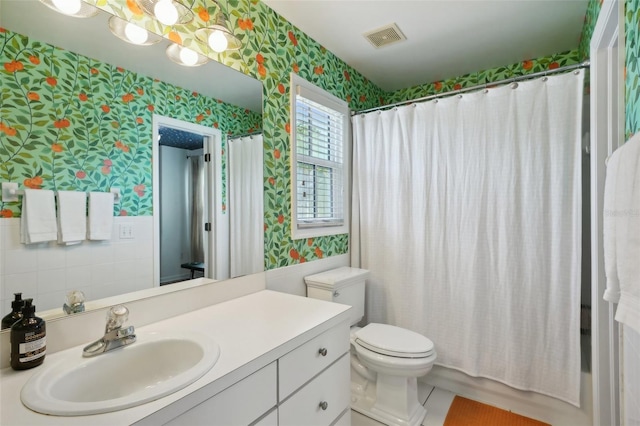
[355, 323, 434, 358]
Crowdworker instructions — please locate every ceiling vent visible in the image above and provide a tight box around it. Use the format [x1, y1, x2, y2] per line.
[363, 23, 406, 48]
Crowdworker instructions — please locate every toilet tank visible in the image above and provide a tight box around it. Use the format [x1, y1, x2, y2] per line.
[304, 267, 370, 326]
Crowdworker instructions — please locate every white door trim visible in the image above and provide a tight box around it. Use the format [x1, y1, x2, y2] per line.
[589, 1, 625, 424]
[152, 114, 226, 285]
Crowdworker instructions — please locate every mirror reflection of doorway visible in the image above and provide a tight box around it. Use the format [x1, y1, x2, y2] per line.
[152, 115, 225, 287]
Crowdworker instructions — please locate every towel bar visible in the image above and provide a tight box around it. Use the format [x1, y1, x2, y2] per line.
[2, 182, 121, 203]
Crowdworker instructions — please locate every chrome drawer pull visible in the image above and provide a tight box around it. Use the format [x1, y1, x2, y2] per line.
[318, 348, 328, 356]
[319, 401, 328, 410]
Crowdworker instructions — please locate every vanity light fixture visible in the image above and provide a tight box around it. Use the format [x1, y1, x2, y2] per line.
[166, 43, 209, 67]
[108, 16, 162, 46]
[39, 0, 98, 18]
[194, 3, 241, 53]
[135, 0, 194, 26]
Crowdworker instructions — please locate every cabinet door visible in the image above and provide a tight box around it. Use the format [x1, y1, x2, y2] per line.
[279, 354, 350, 426]
[165, 362, 276, 426]
[279, 322, 349, 400]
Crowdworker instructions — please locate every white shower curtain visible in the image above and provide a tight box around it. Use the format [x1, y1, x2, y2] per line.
[351, 71, 583, 406]
[229, 134, 264, 277]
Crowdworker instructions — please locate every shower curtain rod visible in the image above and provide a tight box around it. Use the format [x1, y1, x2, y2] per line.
[353, 60, 590, 115]
[228, 131, 262, 140]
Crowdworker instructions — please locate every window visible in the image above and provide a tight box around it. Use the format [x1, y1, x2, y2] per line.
[290, 73, 350, 239]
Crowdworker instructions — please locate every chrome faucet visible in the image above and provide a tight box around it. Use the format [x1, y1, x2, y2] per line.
[82, 305, 136, 357]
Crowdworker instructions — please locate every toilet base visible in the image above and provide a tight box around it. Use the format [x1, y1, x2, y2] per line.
[351, 373, 427, 426]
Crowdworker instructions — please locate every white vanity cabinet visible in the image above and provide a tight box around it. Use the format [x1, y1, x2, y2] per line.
[151, 318, 351, 426]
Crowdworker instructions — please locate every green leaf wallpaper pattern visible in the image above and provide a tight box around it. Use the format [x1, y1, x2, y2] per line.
[626, 0, 640, 138]
[0, 29, 261, 219]
[5, 0, 632, 272]
[579, 0, 602, 61]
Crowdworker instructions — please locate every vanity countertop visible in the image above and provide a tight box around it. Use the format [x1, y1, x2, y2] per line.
[0, 290, 351, 425]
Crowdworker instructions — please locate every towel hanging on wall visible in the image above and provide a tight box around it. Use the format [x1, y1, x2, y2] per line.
[56, 191, 87, 245]
[603, 132, 640, 334]
[87, 191, 114, 240]
[20, 189, 58, 244]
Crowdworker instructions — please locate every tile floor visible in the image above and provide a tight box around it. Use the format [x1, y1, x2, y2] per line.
[351, 382, 456, 426]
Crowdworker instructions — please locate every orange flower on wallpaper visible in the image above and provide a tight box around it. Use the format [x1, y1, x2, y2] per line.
[90, 67, 99, 75]
[51, 143, 63, 153]
[213, 122, 219, 128]
[314, 66, 324, 75]
[136, 117, 143, 124]
[307, 238, 313, 246]
[119, 209, 128, 216]
[75, 170, 86, 179]
[101, 159, 112, 175]
[126, 0, 143, 15]
[346, 95, 352, 103]
[522, 60, 533, 70]
[343, 70, 350, 81]
[168, 32, 182, 44]
[122, 93, 134, 103]
[284, 122, 290, 133]
[314, 247, 323, 258]
[24, 176, 43, 189]
[278, 214, 284, 224]
[134, 184, 145, 197]
[548, 62, 559, 69]
[289, 249, 300, 260]
[268, 176, 275, 185]
[292, 63, 299, 73]
[256, 53, 264, 64]
[4, 60, 24, 72]
[288, 31, 298, 46]
[277, 83, 285, 94]
[273, 149, 281, 159]
[359, 95, 366, 103]
[196, 7, 209, 22]
[1, 209, 13, 218]
[147, 104, 155, 112]
[239, 18, 254, 30]
[28, 55, 40, 65]
[53, 118, 70, 128]
[27, 91, 39, 101]
[257, 64, 267, 77]
[196, 114, 204, 122]
[205, 109, 211, 115]
[78, 92, 88, 101]
[434, 81, 443, 91]
[0, 122, 17, 136]
[46, 76, 57, 86]
[101, 105, 111, 113]
[115, 140, 130, 152]
[136, 87, 144, 96]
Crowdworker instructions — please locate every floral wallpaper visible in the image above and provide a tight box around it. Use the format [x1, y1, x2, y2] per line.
[4, 0, 628, 271]
[0, 29, 260, 219]
[579, 0, 602, 61]
[626, 0, 640, 137]
[385, 49, 582, 105]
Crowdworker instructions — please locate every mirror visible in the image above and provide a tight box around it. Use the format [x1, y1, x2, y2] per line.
[0, 0, 264, 318]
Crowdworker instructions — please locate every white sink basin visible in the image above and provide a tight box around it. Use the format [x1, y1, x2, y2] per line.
[21, 331, 220, 416]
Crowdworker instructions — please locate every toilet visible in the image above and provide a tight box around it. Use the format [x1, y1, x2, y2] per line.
[305, 267, 436, 426]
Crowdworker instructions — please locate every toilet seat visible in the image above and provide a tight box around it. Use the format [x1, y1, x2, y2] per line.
[355, 323, 434, 359]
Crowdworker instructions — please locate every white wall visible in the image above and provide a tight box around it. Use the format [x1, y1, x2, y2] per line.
[159, 145, 190, 283]
[0, 216, 153, 317]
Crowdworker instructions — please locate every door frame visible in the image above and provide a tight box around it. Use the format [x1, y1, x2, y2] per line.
[589, 1, 625, 424]
[152, 114, 226, 285]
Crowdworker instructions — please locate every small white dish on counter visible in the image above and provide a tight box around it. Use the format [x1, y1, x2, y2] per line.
[20, 331, 220, 416]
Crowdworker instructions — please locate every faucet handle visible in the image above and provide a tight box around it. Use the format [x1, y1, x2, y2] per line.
[105, 305, 129, 331]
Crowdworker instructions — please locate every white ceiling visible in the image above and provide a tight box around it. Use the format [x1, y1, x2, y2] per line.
[262, 0, 589, 92]
[0, 0, 263, 112]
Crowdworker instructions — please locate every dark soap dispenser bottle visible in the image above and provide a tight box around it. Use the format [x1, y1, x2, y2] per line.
[1, 293, 24, 330]
[10, 299, 46, 370]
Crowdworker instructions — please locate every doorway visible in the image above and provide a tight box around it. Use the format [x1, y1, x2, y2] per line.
[152, 115, 226, 286]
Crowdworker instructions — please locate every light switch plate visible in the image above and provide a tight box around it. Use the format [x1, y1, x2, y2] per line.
[119, 223, 134, 239]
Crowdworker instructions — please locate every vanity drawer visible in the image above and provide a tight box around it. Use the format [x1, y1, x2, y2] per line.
[165, 362, 276, 426]
[279, 353, 350, 426]
[278, 320, 349, 399]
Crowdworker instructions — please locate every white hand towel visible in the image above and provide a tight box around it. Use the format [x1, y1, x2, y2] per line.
[20, 189, 57, 244]
[56, 191, 87, 245]
[603, 149, 621, 302]
[603, 132, 640, 334]
[87, 192, 114, 240]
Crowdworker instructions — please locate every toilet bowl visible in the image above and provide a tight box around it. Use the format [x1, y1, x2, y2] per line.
[304, 267, 437, 426]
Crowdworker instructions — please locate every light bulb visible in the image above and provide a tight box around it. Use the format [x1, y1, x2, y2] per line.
[179, 47, 198, 66]
[208, 30, 228, 53]
[154, 0, 178, 26]
[52, 0, 82, 15]
[124, 23, 148, 45]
